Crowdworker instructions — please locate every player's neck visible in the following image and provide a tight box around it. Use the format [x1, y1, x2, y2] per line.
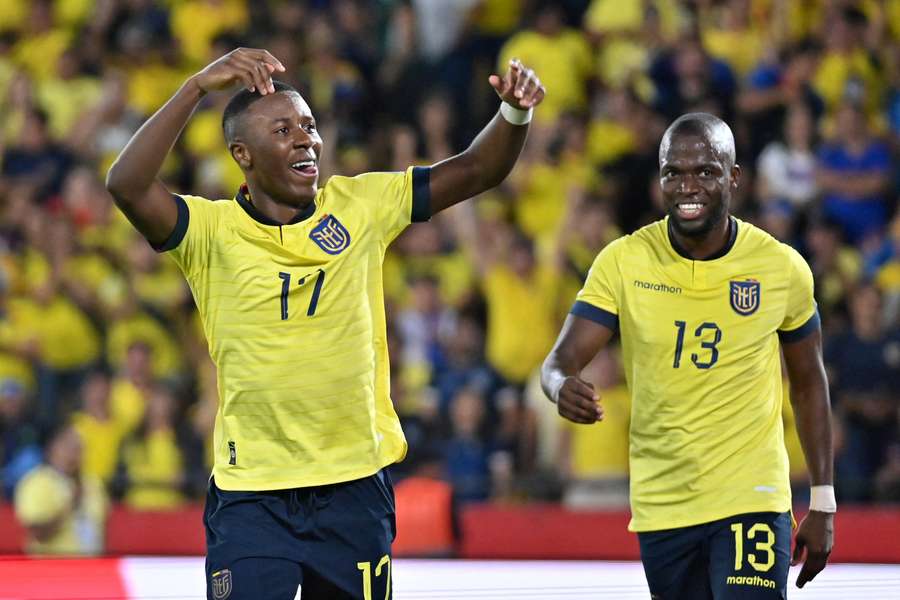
[668, 216, 735, 261]
[242, 183, 315, 225]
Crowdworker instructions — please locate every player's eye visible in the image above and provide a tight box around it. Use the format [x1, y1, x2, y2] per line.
[304, 123, 317, 133]
[700, 169, 712, 177]
[275, 127, 289, 135]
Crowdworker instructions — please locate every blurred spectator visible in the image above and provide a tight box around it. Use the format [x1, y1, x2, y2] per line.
[756, 102, 819, 210]
[826, 285, 900, 501]
[113, 383, 203, 510]
[70, 369, 126, 486]
[498, 2, 592, 123]
[739, 39, 823, 160]
[650, 31, 737, 122]
[557, 346, 630, 510]
[0, 378, 41, 499]
[804, 217, 862, 329]
[14, 421, 107, 555]
[817, 103, 892, 246]
[1, 106, 74, 199]
[442, 386, 504, 504]
[110, 341, 154, 435]
[812, 6, 883, 116]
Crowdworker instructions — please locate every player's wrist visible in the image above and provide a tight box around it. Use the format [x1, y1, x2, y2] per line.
[809, 485, 836, 513]
[500, 101, 532, 125]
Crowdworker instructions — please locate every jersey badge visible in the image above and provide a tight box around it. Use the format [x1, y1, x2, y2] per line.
[310, 214, 351, 255]
[211, 569, 232, 600]
[730, 279, 760, 316]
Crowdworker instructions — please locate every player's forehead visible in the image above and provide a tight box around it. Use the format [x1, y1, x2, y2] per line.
[660, 132, 724, 169]
[245, 91, 314, 125]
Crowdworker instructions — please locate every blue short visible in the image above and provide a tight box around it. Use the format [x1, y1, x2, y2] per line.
[204, 470, 396, 600]
[638, 511, 791, 599]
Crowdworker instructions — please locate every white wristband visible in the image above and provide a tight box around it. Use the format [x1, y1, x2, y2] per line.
[809, 485, 837, 513]
[500, 102, 533, 125]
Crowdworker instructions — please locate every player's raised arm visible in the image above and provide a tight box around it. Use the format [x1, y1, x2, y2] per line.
[541, 314, 614, 425]
[105, 48, 285, 245]
[782, 326, 835, 588]
[426, 59, 545, 215]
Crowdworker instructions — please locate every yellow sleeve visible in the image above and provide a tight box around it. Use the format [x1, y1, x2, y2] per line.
[353, 166, 431, 244]
[571, 239, 623, 330]
[156, 194, 219, 278]
[778, 246, 819, 342]
[14, 469, 71, 525]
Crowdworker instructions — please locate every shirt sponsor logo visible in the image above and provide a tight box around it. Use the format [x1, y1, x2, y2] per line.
[310, 214, 351, 255]
[730, 279, 760, 315]
[726, 575, 775, 589]
[633, 280, 682, 294]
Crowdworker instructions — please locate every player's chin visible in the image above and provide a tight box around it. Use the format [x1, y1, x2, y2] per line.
[287, 180, 318, 202]
[670, 213, 711, 237]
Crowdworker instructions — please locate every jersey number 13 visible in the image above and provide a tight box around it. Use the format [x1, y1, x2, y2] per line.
[673, 320, 722, 369]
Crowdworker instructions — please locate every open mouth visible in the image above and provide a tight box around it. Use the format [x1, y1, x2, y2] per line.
[290, 160, 318, 178]
[675, 202, 706, 220]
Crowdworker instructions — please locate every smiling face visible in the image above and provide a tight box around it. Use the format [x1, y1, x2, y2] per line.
[659, 126, 740, 238]
[230, 91, 323, 205]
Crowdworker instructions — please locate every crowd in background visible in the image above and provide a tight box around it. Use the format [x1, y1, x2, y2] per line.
[0, 0, 899, 554]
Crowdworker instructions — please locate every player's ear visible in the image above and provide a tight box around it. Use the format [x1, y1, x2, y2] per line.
[230, 141, 251, 169]
[730, 163, 742, 189]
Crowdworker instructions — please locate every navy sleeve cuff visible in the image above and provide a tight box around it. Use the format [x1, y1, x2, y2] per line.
[570, 301, 619, 332]
[778, 310, 820, 344]
[411, 166, 431, 223]
[152, 194, 189, 253]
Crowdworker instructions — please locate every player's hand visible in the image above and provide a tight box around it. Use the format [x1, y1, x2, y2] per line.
[791, 510, 834, 588]
[554, 376, 603, 424]
[489, 59, 545, 109]
[193, 48, 286, 96]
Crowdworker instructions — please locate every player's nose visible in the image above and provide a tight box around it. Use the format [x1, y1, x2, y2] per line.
[677, 173, 700, 195]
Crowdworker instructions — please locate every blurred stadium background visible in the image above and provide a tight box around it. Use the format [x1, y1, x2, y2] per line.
[0, 0, 898, 597]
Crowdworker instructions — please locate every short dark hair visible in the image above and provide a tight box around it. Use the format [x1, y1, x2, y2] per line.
[222, 81, 300, 143]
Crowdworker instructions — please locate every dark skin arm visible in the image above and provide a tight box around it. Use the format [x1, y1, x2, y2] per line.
[541, 314, 615, 423]
[428, 59, 545, 215]
[782, 327, 835, 588]
[105, 48, 285, 245]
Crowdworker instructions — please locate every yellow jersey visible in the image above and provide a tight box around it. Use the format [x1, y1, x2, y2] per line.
[159, 167, 430, 490]
[574, 217, 817, 531]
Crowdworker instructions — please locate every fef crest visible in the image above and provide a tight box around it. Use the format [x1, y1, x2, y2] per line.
[730, 279, 760, 316]
[310, 214, 351, 255]
[211, 569, 232, 600]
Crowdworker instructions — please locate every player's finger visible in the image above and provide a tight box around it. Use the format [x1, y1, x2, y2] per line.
[791, 537, 805, 566]
[559, 404, 597, 424]
[559, 396, 601, 423]
[515, 69, 534, 99]
[528, 84, 546, 108]
[523, 79, 544, 108]
[240, 48, 287, 73]
[245, 57, 273, 94]
[488, 74, 505, 94]
[229, 55, 265, 93]
[795, 559, 817, 588]
[519, 74, 538, 102]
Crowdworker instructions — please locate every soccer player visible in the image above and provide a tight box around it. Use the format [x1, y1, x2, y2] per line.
[105, 48, 544, 600]
[541, 113, 834, 598]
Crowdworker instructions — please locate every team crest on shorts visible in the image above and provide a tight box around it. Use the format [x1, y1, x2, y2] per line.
[730, 279, 760, 315]
[211, 569, 232, 600]
[310, 214, 351, 254]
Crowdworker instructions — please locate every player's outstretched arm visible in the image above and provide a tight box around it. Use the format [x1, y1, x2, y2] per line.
[105, 48, 285, 245]
[426, 59, 545, 215]
[782, 327, 835, 588]
[541, 314, 614, 424]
